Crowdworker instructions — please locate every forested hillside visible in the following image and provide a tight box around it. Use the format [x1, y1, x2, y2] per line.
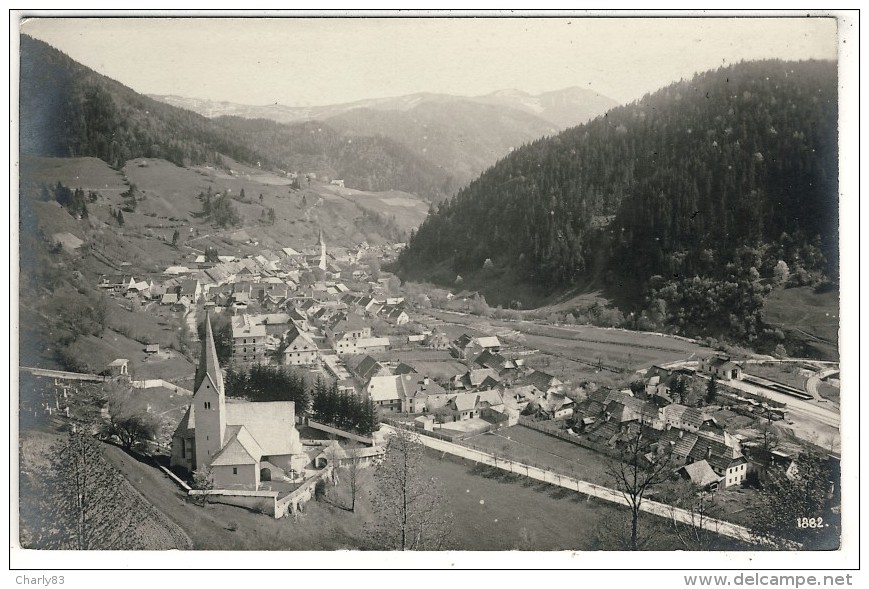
[19, 35, 267, 169]
[399, 60, 838, 346]
[213, 117, 459, 201]
[19, 35, 457, 201]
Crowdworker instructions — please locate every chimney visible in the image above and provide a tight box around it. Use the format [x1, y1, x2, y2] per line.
[678, 429, 684, 439]
[706, 446, 713, 459]
[423, 375, 430, 386]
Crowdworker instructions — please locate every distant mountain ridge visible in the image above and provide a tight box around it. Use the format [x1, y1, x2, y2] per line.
[151, 87, 618, 190]
[149, 87, 619, 129]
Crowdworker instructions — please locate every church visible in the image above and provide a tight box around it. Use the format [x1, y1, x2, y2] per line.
[170, 312, 308, 490]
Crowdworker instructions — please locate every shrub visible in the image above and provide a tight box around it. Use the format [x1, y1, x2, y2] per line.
[314, 479, 327, 501]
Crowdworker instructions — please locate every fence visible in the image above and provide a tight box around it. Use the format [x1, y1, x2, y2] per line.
[380, 423, 752, 544]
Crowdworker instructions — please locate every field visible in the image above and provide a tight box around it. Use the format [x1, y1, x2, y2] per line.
[762, 286, 839, 360]
[22, 155, 129, 193]
[421, 309, 711, 377]
[65, 328, 153, 374]
[461, 425, 613, 485]
[319, 184, 430, 235]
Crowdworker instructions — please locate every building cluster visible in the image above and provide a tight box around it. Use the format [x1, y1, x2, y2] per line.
[96, 231, 411, 375]
[567, 358, 754, 490]
[352, 332, 579, 429]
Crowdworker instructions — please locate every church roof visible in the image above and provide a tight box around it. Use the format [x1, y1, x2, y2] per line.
[225, 400, 302, 456]
[211, 426, 263, 466]
[172, 406, 195, 439]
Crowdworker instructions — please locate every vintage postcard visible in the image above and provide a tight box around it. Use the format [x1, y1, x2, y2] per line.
[10, 9, 859, 577]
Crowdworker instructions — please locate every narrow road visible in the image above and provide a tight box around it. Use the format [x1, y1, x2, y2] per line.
[806, 369, 839, 402]
[381, 424, 753, 544]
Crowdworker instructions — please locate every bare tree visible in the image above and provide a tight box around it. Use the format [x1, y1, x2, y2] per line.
[345, 447, 364, 512]
[606, 424, 673, 550]
[664, 481, 724, 550]
[41, 431, 150, 549]
[366, 427, 451, 550]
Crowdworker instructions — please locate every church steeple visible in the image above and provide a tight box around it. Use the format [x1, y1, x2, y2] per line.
[194, 310, 224, 394]
[193, 310, 226, 469]
[318, 228, 327, 271]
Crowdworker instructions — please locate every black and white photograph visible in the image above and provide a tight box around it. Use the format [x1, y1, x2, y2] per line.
[10, 9, 859, 576]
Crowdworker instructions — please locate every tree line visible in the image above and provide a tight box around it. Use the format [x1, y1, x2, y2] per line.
[311, 377, 379, 435]
[224, 363, 310, 408]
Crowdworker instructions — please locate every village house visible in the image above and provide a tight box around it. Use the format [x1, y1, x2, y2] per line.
[355, 337, 391, 355]
[382, 306, 410, 326]
[177, 279, 202, 303]
[661, 404, 708, 432]
[447, 392, 480, 421]
[515, 370, 563, 396]
[282, 326, 319, 366]
[677, 460, 721, 491]
[326, 313, 372, 355]
[699, 356, 744, 381]
[527, 390, 575, 420]
[313, 441, 385, 469]
[231, 315, 267, 365]
[352, 355, 393, 382]
[472, 349, 517, 377]
[644, 365, 695, 400]
[164, 265, 192, 276]
[172, 295, 192, 313]
[160, 292, 178, 306]
[367, 373, 446, 413]
[688, 434, 748, 488]
[449, 334, 483, 359]
[453, 368, 501, 391]
[250, 312, 292, 337]
[170, 313, 308, 489]
[99, 275, 137, 293]
[425, 329, 451, 350]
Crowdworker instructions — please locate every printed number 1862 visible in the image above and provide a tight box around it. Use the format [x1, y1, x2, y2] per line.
[796, 517, 824, 528]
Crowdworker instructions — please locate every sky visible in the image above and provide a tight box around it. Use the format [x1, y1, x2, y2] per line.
[20, 16, 838, 108]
